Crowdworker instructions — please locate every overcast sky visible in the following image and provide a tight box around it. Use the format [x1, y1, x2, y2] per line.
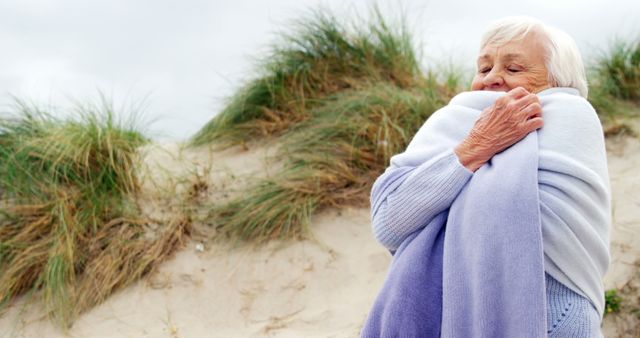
[1, 0, 638, 140]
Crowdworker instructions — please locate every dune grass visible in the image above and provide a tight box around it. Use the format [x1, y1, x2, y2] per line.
[190, 8, 422, 147]
[210, 83, 453, 241]
[592, 39, 640, 102]
[0, 99, 190, 327]
[588, 38, 640, 136]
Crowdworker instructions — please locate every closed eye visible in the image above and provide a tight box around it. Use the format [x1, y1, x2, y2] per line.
[479, 67, 491, 74]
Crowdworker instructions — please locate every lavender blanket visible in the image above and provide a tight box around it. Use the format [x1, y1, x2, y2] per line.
[361, 133, 546, 337]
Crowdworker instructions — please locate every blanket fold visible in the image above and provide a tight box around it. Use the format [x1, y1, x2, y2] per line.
[362, 88, 610, 337]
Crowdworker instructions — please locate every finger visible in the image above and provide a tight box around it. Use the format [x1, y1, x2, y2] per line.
[522, 116, 544, 132]
[507, 87, 529, 99]
[521, 102, 542, 118]
[526, 108, 542, 119]
[513, 94, 539, 111]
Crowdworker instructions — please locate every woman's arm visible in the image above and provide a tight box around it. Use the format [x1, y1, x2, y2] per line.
[371, 149, 473, 250]
[372, 87, 545, 251]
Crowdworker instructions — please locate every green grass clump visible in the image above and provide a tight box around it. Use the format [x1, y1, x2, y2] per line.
[191, 8, 421, 146]
[587, 39, 640, 135]
[0, 99, 189, 327]
[592, 39, 640, 102]
[604, 289, 622, 315]
[210, 82, 453, 241]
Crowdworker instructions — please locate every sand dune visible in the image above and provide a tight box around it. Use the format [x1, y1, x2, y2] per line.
[1, 134, 638, 337]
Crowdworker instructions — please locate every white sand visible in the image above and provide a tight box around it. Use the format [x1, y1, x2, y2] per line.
[601, 135, 640, 337]
[1, 134, 638, 338]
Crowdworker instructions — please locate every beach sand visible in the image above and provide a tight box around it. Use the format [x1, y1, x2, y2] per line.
[1, 133, 638, 338]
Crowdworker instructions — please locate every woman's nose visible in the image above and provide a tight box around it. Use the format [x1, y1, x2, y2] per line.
[483, 69, 505, 88]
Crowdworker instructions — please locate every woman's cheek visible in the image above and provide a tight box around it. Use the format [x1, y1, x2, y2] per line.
[470, 76, 483, 90]
[523, 70, 552, 93]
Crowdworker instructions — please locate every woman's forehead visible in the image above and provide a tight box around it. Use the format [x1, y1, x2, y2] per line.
[477, 52, 526, 61]
[477, 36, 544, 62]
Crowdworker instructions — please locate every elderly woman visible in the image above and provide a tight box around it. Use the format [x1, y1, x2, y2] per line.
[362, 17, 609, 338]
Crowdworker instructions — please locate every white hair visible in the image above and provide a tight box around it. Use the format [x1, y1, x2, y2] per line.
[480, 16, 588, 98]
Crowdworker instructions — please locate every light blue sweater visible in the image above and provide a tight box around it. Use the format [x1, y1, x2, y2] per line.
[546, 273, 602, 337]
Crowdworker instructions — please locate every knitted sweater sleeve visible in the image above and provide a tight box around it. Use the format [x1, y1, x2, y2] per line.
[370, 149, 473, 251]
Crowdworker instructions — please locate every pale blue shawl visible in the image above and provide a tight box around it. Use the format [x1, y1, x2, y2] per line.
[362, 88, 610, 337]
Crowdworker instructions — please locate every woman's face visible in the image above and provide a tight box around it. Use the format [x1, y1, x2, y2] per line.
[471, 33, 551, 94]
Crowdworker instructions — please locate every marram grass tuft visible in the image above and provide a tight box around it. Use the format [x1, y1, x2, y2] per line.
[191, 8, 421, 146]
[588, 38, 640, 134]
[209, 82, 454, 242]
[0, 99, 190, 328]
[592, 38, 640, 102]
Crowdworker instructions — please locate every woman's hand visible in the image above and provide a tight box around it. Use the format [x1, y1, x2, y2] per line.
[454, 87, 544, 172]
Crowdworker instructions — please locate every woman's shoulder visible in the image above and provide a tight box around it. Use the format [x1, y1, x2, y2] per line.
[538, 87, 595, 112]
[538, 87, 600, 128]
